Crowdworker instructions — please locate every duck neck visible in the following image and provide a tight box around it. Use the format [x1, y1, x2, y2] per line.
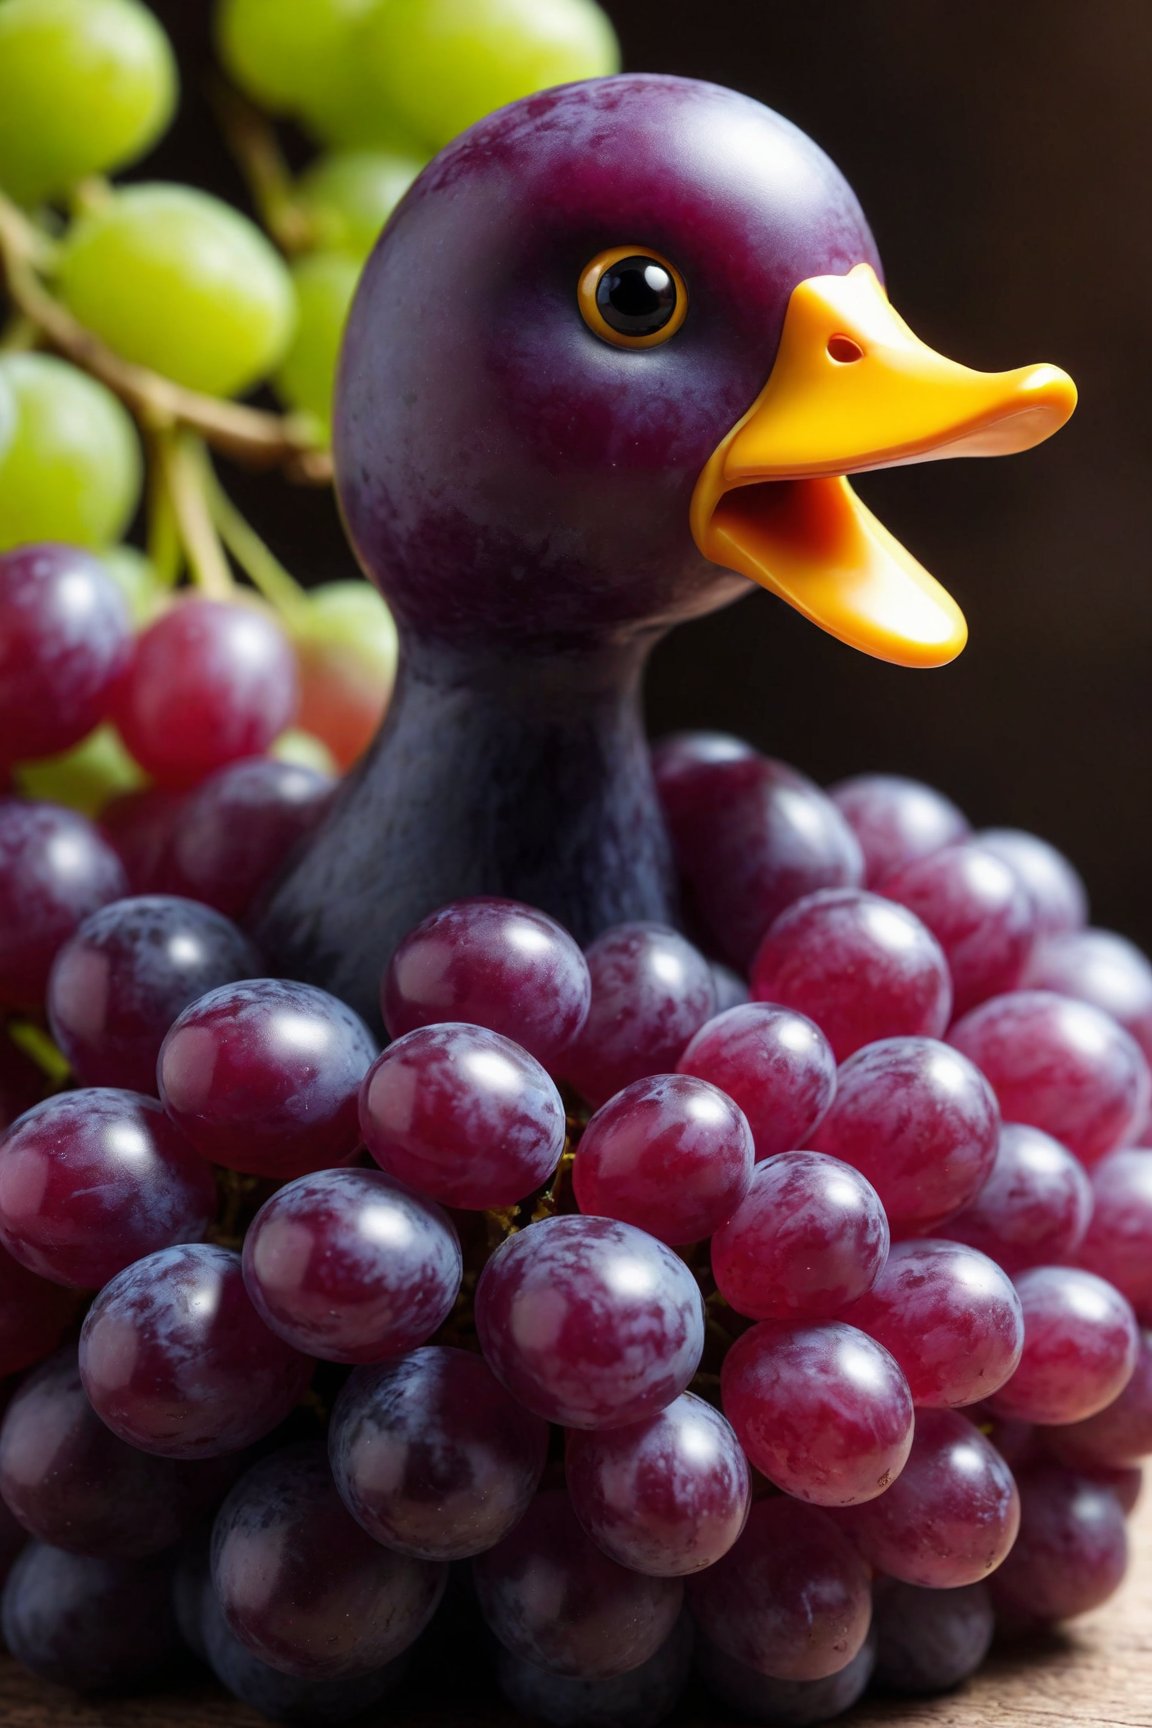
[255, 626, 677, 1027]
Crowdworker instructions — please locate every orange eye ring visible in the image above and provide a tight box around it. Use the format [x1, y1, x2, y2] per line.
[578, 246, 688, 350]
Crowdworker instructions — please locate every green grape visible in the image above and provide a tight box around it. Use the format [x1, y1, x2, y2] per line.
[56, 184, 297, 399]
[17, 724, 145, 815]
[297, 150, 424, 262]
[0, 355, 142, 552]
[364, 0, 620, 146]
[274, 252, 361, 435]
[216, 0, 377, 117]
[100, 546, 165, 627]
[0, 0, 177, 206]
[270, 729, 339, 776]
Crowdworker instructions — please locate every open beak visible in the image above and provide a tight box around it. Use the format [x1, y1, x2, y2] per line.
[690, 263, 1077, 667]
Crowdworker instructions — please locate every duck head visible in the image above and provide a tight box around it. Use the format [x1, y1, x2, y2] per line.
[334, 72, 1075, 668]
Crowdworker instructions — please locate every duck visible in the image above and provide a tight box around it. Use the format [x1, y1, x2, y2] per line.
[256, 72, 1076, 1024]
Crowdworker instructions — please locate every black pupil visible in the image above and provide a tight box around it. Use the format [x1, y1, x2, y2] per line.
[596, 256, 677, 337]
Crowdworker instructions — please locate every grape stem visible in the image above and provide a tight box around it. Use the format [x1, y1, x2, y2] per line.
[0, 189, 332, 483]
[202, 454, 310, 624]
[155, 431, 235, 600]
[213, 82, 315, 256]
[6, 1020, 69, 1088]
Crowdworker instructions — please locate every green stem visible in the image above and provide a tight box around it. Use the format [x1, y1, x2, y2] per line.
[157, 431, 235, 600]
[7, 1020, 70, 1087]
[0, 312, 37, 351]
[204, 453, 309, 624]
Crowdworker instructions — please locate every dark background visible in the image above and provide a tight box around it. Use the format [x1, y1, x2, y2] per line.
[151, 0, 1152, 944]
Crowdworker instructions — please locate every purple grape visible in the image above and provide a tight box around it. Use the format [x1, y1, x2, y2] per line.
[169, 757, 336, 920]
[0, 543, 131, 764]
[0, 1346, 236, 1558]
[1, 1542, 179, 1692]
[382, 896, 592, 1067]
[833, 1410, 1020, 1587]
[988, 1266, 1139, 1426]
[159, 978, 378, 1180]
[1087, 1464, 1143, 1515]
[750, 889, 952, 1062]
[829, 772, 969, 887]
[989, 1462, 1128, 1625]
[811, 1037, 1000, 1234]
[572, 1074, 754, 1246]
[563, 924, 717, 1106]
[0, 798, 127, 1011]
[879, 843, 1036, 1017]
[495, 1620, 692, 1728]
[1023, 928, 1152, 1065]
[359, 1022, 565, 1209]
[472, 1489, 683, 1680]
[656, 751, 864, 969]
[212, 1443, 446, 1679]
[330, 1346, 548, 1560]
[839, 1240, 1024, 1409]
[475, 1214, 704, 1430]
[0, 1243, 77, 1378]
[977, 827, 1087, 939]
[650, 731, 759, 805]
[677, 1001, 837, 1161]
[687, 1495, 871, 1681]
[1045, 1330, 1152, 1469]
[949, 990, 1151, 1167]
[1077, 1147, 1152, 1313]
[99, 784, 189, 894]
[0, 1088, 216, 1289]
[711, 1151, 889, 1322]
[871, 1580, 994, 1695]
[942, 1122, 1093, 1273]
[243, 1169, 462, 1364]
[566, 1393, 749, 1577]
[47, 893, 261, 1091]
[80, 1243, 313, 1459]
[721, 1320, 914, 1506]
[696, 1628, 876, 1726]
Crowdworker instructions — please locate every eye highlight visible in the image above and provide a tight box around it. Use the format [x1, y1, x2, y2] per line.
[579, 247, 688, 349]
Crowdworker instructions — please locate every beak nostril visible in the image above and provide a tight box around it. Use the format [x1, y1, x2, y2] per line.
[827, 334, 864, 364]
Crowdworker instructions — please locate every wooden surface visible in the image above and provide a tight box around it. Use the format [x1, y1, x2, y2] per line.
[2, 1492, 1150, 1728]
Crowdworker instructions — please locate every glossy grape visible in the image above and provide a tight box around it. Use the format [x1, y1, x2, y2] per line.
[159, 978, 377, 1179]
[0, 1348, 235, 1559]
[275, 252, 360, 436]
[169, 757, 336, 920]
[1075, 1147, 1152, 1312]
[566, 1393, 750, 1577]
[330, 1346, 548, 1560]
[58, 185, 296, 398]
[942, 1122, 1093, 1273]
[1024, 928, 1152, 1064]
[495, 1621, 692, 1728]
[989, 1463, 1128, 1624]
[657, 751, 863, 969]
[686, 1495, 871, 1681]
[949, 990, 1150, 1166]
[834, 1410, 1020, 1587]
[0, 1088, 216, 1289]
[80, 1243, 313, 1459]
[0, 354, 141, 554]
[0, 544, 131, 765]
[751, 889, 952, 1061]
[0, 0, 176, 205]
[472, 1490, 682, 1680]
[112, 597, 299, 791]
[100, 784, 189, 893]
[573, 1074, 753, 1246]
[829, 772, 969, 887]
[212, 1442, 444, 1680]
[360, 1022, 565, 1209]
[47, 894, 260, 1091]
[242, 1169, 462, 1363]
[0, 799, 127, 1011]
[711, 1152, 889, 1321]
[215, 0, 393, 127]
[650, 730, 759, 800]
[879, 843, 1036, 1016]
[840, 1241, 1023, 1408]
[0, 1244, 77, 1379]
[382, 896, 591, 1067]
[696, 1628, 876, 1726]
[978, 827, 1088, 938]
[812, 1037, 1000, 1233]
[989, 1266, 1139, 1426]
[721, 1320, 914, 1505]
[677, 1002, 836, 1161]
[871, 1580, 994, 1695]
[475, 1215, 704, 1430]
[1046, 1331, 1152, 1468]
[564, 924, 717, 1106]
[292, 580, 399, 771]
[1, 1543, 179, 1693]
[298, 150, 424, 262]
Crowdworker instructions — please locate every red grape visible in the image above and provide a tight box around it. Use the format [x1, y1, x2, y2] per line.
[1076, 1147, 1152, 1312]
[988, 1266, 1139, 1426]
[0, 799, 127, 1011]
[871, 1580, 994, 1695]
[977, 827, 1087, 939]
[99, 785, 189, 893]
[829, 772, 969, 887]
[942, 1122, 1093, 1273]
[496, 1621, 691, 1727]
[1044, 1330, 1152, 1469]
[1023, 928, 1152, 1065]
[168, 757, 335, 919]
[696, 1628, 876, 1723]
[989, 1462, 1128, 1625]
[879, 842, 1036, 1016]
[1, 1544, 180, 1693]
[649, 731, 759, 809]
[677, 1001, 836, 1160]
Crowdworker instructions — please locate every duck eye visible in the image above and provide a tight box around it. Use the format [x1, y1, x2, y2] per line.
[579, 247, 688, 349]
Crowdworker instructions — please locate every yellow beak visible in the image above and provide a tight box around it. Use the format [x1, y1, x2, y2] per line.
[690, 263, 1078, 667]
